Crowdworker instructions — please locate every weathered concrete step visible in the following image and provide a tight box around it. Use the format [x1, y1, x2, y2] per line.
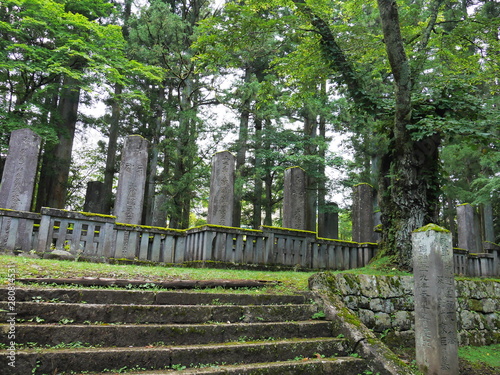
[0, 321, 334, 347]
[0, 287, 311, 306]
[0, 337, 351, 375]
[98, 357, 368, 375]
[1, 302, 319, 324]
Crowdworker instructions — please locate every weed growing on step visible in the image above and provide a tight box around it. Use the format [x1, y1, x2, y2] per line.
[189, 361, 227, 369]
[171, 363, 187, 370]
[14, 341, 102, 350]
[58, 318, 75, 324]
[311, 310, 326, 320]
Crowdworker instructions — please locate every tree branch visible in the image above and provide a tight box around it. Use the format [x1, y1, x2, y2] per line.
[291, 0, 378, 115]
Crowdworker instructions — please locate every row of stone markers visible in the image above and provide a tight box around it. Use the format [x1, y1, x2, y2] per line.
[0, 129, 498, 276]
[0, 129, 342, 236]
[0, 129, 377, 270]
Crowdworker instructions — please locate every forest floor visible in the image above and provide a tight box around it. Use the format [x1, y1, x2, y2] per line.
[1, 254, 499, 375]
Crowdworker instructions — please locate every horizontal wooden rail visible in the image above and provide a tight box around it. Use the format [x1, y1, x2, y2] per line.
[0, 207, 498, 276]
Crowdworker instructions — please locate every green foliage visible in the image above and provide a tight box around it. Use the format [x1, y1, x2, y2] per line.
[0, 0, 160, 146]
[311, 311, 326, 320]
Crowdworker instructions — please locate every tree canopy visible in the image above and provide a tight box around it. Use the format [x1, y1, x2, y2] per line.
[0, 0, 498, 268]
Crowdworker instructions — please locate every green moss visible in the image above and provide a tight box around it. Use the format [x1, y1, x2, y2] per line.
[315, 236, 357, 244]
[353, 182, 374, 188]
[284, 166, 306, 172]
[412, 223, 450, 233]
[114, 222, 185, 233]
[342, 274, 360, 291]
[388, 276, 402, 289]
[214, 150, 235, 156]
[336, 303, 362, 327]
[77, 211, 116, 219]
[260, 225, 316, 235]
[205, 224, 262, 233]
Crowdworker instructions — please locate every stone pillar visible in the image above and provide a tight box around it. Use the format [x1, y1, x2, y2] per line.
[352, 183, 375, 243]
[412, 224, 459, 375]
[457, 203, 481, 252]
[0, 129, 41, 211]
[114, 135, 148, 225]
[482, 202, 495, 243]
[282, 167, 307, 230]
[318, 202, 339, 239]
[207, 151, 235, 226]
[151, 194, 168, 227]
[83, 181, 105, 214]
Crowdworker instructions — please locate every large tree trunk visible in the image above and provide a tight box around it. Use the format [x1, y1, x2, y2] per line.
[102, 84, 122, 214]
[143, 87, 164, 225]
[232, 67, 252, 228]
[303, 109, 318, 232]
[252, 117, 263, 229]
[170, 79, 196, 229]
[102, 0, 132, 214]
[317, 93, 328, 236]
[377, 0, 440, 270]
[37, 75, 80, 209]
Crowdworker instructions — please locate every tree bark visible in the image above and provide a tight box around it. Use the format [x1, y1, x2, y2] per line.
[102, 84, 122, 214]
[143, 87, 164, 225]
[233, 67, 252, 228]
[252, 117, 263, 229]
[377, 0, 440, 270]
[36, 75, 80, 209]
[303, 108, 318, 232]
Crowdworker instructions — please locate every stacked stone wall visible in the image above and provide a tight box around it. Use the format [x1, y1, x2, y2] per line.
[327, 274, 500, 347]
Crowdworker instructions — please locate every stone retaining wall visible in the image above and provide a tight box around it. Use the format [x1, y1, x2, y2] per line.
[326, 274, 500, 347]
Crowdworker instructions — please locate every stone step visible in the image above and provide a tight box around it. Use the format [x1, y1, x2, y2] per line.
[1, 287, 311, 306]
[0, 302, 320, 324]
[92, 357, 367, 375]
[1, 337, 352, 375]
[0, 321, 335, 347]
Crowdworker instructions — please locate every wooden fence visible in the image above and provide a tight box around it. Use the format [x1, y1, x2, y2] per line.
[0, 207, 499, 276]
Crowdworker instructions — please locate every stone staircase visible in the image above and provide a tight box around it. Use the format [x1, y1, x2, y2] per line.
[0, 286, 373, 374]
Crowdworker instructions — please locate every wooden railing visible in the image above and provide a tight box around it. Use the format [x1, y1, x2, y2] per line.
[0, 207, 498, 276]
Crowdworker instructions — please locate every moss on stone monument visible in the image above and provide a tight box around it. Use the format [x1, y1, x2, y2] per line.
[412, 223, 450, 233]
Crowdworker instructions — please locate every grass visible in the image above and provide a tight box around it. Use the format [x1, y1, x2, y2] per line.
[459, 344, 500, 368]
[2, 255, 497, 293]
[0, 255, 317, 293]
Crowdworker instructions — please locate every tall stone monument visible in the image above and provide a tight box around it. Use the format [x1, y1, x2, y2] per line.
[282, 167, 307, 231]
[0, 128, 41, 211]
[412, 224, 459, 375]
[207, 151, 235, 226]
[352, 183, 375, 243]
[457, 203, 481, 252]
[83, 181, 105, 214]
[151, 193, 168, 227]
[482, 202, 495, 243]
[318, 202, 339, 239]
[114, 135, 149, 225]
